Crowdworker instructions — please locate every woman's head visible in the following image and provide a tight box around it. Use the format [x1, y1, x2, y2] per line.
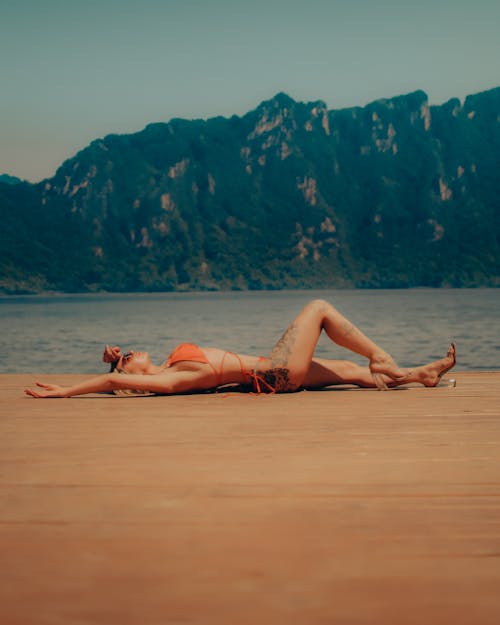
[110, 350, 156, 396]
[114, 350, 153, 375]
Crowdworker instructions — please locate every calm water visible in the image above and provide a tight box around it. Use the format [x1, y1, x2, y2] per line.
[0, 289, 498, 373]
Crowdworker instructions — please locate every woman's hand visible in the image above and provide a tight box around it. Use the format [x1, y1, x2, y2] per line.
[25, 382, 67, 398]
[103, 344, 122, 363]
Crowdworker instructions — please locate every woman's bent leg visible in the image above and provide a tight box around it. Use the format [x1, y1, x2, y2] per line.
[263, 299, 404, 390]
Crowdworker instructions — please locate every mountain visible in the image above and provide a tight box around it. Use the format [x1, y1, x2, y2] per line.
[1, 88, 499, 293]
[0, 174, 23, 185]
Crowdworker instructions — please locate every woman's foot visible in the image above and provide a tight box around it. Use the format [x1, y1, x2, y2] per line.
[369, 352, 409, 389]
[413, 343, 457, 387]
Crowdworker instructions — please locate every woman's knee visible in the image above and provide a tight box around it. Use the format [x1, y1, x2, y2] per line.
[305, 298, 326, 310]
[304, 299, 335, 317]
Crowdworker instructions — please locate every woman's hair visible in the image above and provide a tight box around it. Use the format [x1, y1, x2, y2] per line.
[110, 363, 155, 396]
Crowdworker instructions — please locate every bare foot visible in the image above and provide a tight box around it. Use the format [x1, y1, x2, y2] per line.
[413, 343, 457, 387]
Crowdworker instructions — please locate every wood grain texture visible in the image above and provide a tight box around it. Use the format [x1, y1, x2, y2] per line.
[1, 373, 500, 624]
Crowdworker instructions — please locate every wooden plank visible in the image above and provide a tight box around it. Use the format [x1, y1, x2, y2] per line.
[1, 373, 500, 624]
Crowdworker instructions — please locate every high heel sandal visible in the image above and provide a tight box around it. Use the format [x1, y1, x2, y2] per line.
[431, 343, 457, 388]
[371, 372, 389, 391]
[370, 355, 409, 391]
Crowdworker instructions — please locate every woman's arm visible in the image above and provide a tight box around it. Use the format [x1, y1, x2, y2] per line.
[25, 368, 215, 398]
[25, 372, 178, 398]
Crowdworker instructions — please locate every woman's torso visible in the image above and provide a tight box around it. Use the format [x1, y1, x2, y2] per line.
[164, 344, 265, 388]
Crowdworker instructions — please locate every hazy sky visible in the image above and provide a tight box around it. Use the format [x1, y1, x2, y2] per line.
[1, 0, 499, 182]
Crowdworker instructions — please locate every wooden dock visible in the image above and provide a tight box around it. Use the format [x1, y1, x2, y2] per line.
[1, 372, 500, 624]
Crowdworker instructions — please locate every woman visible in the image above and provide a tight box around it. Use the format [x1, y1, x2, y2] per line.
[24, 299, 456, 398]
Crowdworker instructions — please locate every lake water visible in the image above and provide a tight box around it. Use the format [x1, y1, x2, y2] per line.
[0, 289, 498, 374]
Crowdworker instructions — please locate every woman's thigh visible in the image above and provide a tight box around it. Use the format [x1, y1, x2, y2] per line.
[251, 300, 334, 390]
[264, 300, 328, 387]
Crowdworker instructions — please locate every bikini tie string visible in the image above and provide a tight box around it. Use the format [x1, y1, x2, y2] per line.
[247, 370, 277, 394]
[215, 351, 277, 395]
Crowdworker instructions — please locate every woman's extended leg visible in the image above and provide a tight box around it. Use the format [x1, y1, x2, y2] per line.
[303, 344, 456, 389]
[262, 299, 408, 390]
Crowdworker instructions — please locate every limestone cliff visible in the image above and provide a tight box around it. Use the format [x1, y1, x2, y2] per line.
[1, 87, 499, 292]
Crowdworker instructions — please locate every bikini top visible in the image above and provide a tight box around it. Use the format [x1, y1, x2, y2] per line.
[166, 343, 209, 366]
[166, 342, 275, 393]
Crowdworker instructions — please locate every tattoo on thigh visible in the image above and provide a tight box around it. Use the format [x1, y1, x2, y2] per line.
[259, 367, 298, 393]
[269, 322, 299, 367]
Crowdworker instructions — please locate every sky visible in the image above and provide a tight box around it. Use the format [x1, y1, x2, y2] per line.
[1, 0, 499, 182]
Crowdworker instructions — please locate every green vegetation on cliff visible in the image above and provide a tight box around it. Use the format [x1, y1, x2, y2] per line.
[1, 88, 499, 293]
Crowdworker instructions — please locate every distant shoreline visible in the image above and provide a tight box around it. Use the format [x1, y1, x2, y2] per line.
[1, 285, 499, 300]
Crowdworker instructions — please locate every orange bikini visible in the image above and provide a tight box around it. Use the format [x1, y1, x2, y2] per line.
[166, 343, 242, 389]
[166, 342, 276, 393]
[167, 343, 211, 366]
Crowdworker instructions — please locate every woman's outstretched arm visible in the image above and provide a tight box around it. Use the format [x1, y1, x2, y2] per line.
[25, 372, 178, 398]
